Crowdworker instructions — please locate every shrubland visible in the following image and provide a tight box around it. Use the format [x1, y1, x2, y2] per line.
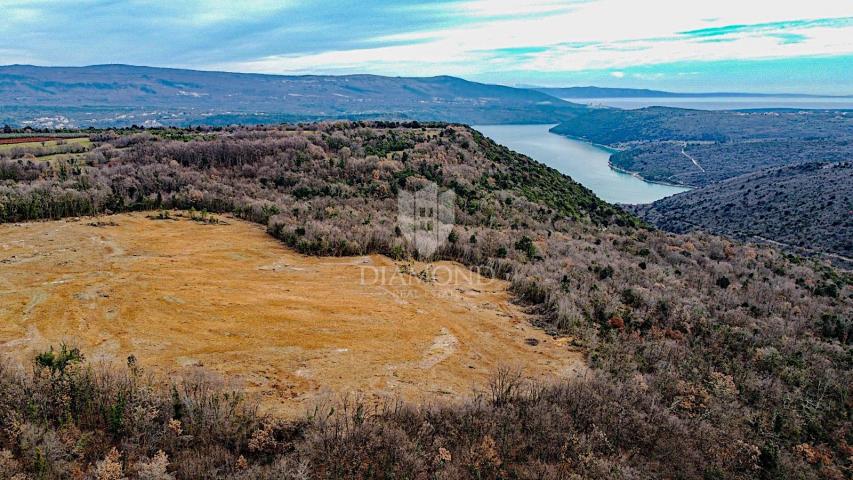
[629, 162, 853, 266]
[0, 122, 849, 479]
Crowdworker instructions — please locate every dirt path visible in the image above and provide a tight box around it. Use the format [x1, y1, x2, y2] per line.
[681, 143, 705, 172]
[750, 234, 853, 268]
[0, 212, 584, 416]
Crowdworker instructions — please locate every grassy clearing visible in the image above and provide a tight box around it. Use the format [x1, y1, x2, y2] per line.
[0, 137, 90, 151]
[0, 212, 581, 417]
[0, 137, 91, 157]
[27, 151, 88, 167]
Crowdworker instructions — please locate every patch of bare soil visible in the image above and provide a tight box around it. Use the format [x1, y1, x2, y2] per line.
[0, 212, 583, 416]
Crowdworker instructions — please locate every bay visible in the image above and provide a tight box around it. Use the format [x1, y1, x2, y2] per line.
[474, 124, 689, 204]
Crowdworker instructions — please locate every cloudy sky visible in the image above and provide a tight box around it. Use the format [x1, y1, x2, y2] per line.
[1, 0, 851, 94]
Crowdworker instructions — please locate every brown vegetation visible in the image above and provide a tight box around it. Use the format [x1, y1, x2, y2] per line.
[0, 122, 850, 478]
[629, 161, 853, 267]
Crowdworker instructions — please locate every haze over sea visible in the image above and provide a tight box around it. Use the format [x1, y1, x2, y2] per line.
[560, 96, 853, 111]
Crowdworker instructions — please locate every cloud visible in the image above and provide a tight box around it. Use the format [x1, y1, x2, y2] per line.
[0, 0, 851, 93]
[610, 71, 625, 78]
[481, 54, 853, 95]
[212, 1, 853, 77]
[678, 17, 853, 38]
[769, 33, 809, 45]
[632, 72, 666, 81]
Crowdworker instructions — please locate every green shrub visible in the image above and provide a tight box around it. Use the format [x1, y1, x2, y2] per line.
[34, 344, 83, 377]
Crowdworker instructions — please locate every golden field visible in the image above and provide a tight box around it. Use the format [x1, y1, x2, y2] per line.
[0, 212, 582, 416]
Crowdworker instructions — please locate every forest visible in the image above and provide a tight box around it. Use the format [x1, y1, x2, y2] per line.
[552, 107, 853, 187]
[629, 162, 853, 267]
[609, 139, 853, 188]
[0, 122, 850, 479]
[551, 108, 853, 146]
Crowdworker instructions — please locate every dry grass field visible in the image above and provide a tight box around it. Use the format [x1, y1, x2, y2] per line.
[0, 212, 582, 416]
[0, 136, 90, 153]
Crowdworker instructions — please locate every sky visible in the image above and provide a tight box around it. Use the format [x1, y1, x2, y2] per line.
[1, 0, 851, 94]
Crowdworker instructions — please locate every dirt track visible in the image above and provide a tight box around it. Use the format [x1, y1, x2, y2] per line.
[0, 212, 583, 416]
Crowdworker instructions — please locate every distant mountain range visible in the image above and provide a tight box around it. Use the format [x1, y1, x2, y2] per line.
[532, 86, 852, 99]
[4, 65, 850, 129]
[0, 64, 585, 128]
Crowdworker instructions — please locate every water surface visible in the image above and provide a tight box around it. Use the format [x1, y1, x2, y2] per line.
[560, 96, 853, 111]
[474, 124, 688, 204]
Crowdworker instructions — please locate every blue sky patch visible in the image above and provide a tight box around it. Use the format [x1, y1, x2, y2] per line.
[0, 0, 850, 94]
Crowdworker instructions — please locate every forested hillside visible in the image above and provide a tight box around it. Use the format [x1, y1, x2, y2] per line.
[551, 107, 853, 189]
[629, 162, 853, 266]
[0, 64, 584, 128]
[0, 123, 850, 479]
[552, 107, 853, 145]
[609, 138, 853, 187]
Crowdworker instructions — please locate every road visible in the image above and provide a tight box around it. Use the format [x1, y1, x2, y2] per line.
[681, 143, 705, 172]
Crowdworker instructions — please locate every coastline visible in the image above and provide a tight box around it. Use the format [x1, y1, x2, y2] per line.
[606, 161, 692, 189]
[546, 127, 622, 154]
[546, 127, 692, 190]
[477, 124, 692, 203]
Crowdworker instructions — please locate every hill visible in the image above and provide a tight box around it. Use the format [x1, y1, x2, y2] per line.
[0, 123, 849, 478]
[628, 162, 853, 266]
[609, 137, 853, 187]
[0, 64, 584, 127]
[550, 107, 853, 188]
[551, 107, 853, 145]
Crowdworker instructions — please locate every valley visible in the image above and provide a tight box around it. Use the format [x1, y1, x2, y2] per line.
[550, 107, 853, 187]
[543, 105, 853, 266]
